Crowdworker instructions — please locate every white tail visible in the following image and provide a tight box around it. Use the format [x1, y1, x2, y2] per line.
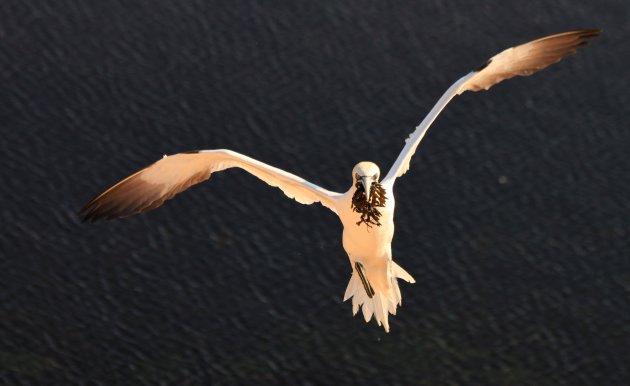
[343, 261, 415, 332]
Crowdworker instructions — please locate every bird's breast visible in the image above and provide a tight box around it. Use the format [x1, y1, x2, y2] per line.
[338, 186, 395, 260]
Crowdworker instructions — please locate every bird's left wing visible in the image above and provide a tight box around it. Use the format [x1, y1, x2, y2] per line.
[80, 149, 342, 222]
[382, 29, 600, 185]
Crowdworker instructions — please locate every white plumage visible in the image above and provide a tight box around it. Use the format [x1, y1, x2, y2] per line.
[81, 30, 599, 332]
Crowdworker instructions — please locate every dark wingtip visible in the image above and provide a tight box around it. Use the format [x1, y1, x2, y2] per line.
[79, 195, 143, 223]
[575, 28, 602, 42]
[471, 28, 601, 74]
[78, 201, 95, 223]
[78, 203, 101, 223]
[571, 28, 602, 51]
[78, 204, 129, 223]
[79, 195, 128, 223]
[581, 28, 602, 36]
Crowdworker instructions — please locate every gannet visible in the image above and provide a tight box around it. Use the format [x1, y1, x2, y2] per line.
[80, 29, 600, 332]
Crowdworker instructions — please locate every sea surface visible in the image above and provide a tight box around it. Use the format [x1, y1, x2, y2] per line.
[1, 0, 629, 384]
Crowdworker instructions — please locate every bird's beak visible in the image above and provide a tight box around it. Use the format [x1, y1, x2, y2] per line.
[361, 177, 372, 202]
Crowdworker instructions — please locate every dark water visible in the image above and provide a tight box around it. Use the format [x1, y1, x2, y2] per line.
[1, 0, 629, 384]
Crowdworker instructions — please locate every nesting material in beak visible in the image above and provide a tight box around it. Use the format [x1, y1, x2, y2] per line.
[351, 179, 387, 227]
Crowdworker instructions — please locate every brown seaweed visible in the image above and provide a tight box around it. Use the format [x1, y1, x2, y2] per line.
[351, 181, 387, 227]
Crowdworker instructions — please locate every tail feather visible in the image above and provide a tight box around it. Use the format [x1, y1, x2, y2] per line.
[392, 261, 416, 283]
[374, 292, 389, 331]
[343, 260, 415, 332]
[389, 300, 397, 315]
[362, 296, 373, 322]
[343, 273, 359, 302]
[393, 280, 402, 306]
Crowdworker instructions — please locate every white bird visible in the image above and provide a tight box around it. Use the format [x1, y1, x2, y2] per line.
[81, 29, 600, 332]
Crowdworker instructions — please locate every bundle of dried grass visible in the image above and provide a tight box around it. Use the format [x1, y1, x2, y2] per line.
[351, 181, 387, 227]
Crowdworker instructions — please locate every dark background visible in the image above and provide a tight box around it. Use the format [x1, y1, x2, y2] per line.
[1, 0, 628, 384]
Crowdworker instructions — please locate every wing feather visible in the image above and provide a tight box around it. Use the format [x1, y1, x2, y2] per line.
[80, 149, 341, 222]
[460, 29, 601, 93]
[382, 29, 600, 184]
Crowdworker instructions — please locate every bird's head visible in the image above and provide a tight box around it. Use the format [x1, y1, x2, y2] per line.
[352, 162, 380, 203]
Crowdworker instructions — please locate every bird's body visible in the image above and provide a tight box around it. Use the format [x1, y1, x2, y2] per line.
[80, 29, 600, 332]
[339, 187, 395, 263]
[338, 176, 407, 331]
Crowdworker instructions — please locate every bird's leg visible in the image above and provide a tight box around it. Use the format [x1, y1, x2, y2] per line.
[355, 262, 375, 298]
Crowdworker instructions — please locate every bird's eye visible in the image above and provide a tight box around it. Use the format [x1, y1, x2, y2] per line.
[372, 174, 378, 181]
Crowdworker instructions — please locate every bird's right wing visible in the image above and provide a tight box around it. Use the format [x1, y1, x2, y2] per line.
[80, 149, 342, 222]
[382, 29, 601, 185]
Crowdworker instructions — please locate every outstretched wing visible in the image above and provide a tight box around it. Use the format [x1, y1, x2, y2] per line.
[460, 29, 601, 93]
[80, 149, 341, 222]
[382, 29, 601, 185]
